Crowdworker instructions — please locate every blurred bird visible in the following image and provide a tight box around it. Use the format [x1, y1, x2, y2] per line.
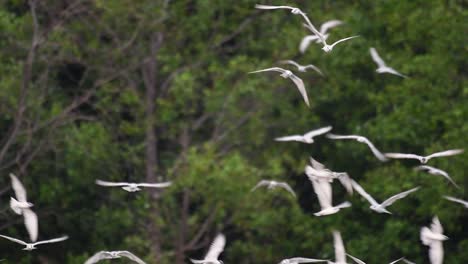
[329, 231, 362, 264]
[251, 180, 296, 197]
[300, 20, 344, 53]
[351, 180, 419, 214]
[275, 126, 332, 144]
[96, 180, 172, 192]
[326, 134, 388, 162]
[420, 216, 448, 264]
[9, 173, 38, 242]
[306, 158, 353, 195]
[385, 149, 464, 164]
[85, 251, 146, 264]
[279, 60, 324, 75]
[249, 67, 310, 106]
[443, 196, 468, 208]
[308, 175, 351, 216]
[0, 234, 68, 251]
[346, 253, 366, 264]
[370, 48, 407, 78]
[414, 165, 459, 188]
[279, 257, 328, 264]
[190, 233, 225, 264]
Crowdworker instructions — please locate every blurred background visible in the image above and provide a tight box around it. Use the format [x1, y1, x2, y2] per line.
[0, 0, 466, 263]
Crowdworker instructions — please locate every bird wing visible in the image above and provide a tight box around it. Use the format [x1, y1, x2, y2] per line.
[299, 35, 320, 53]
[248, 67, 286, 75]
[303, 64, 324, 76]
[251, 180, 270, 192]
[118, 251, 147, 264]
[204, 233, 226, 260]
[302, 23, 326, 44]
[333, 231, 346, 263]
[430, 216, 443, 234]
[428, 242, 444, 264]
[304, 126, 333, 140]
[320, 20, 344, 34]
[9, 173, 28, 202]
[337, 173, 354, 195]
[402, 259, 415, 264]
[362, 138, 388, 162]
[288, 257, 327, 263]
[384, 153, 422, 160]
[254, 4, 294, 10]
[329, 35, 359, 49]
[136, 182, 172, 188]
[84, 251, 112, 264]
[426, 149, 464, 159]
[279, 60, 301, 69]
[369, 48, 386, 68]
[350, 180, 379, 206]
[277, 182, 296, 197]
[416, 166, 458, 188]
[288, 73, 310, 107]
[310, 177, 332, 209]
[381, 187, 420, 207]
[325, 134, 360, 140]
[95, 180, 130, 187]
[34, 235, 69, 246]
[389, 257, 404, 264]
[443, 196, 468, 207]
[275, 135, 304, 142]
[23, 208, 38, 242]
[0, 234, 27, 246]
[346, 253, 366, 264]
[384, 67, 408, 78]
[309, 157, 327, 171]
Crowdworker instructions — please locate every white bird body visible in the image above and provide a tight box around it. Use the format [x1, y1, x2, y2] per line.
[249, 67, 310, 107]
[415, 165, 459, 188]
[280, 257, 328, 264]
[443, 196, 468, 208]
[326, 134, 387, 162]
[251, 180, 296, 197]
[96, 180, 172, 192]
[9, 174, 38, 242]
[85, 250, 146, 264]
[9, 197, 33, 214]
[300, 20, 344, 53]
[190, 233, 226, 264]
[420, 217, 447, 264]
[279, 60, 324, 75]
[370, 48, 407, 78]
[385, 149, 463, 164]
[275, 126, 332, 144]
[0, 234, 68, 251]
[351, 180, 419, 214]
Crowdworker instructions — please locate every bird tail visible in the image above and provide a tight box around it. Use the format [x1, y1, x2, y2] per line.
[10, 197, 23, 215]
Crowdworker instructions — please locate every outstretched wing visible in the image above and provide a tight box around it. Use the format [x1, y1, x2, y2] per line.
[333, 231, 346, 263]
[443, 196, 468, 207]
[329, 35, 359, 49]
[205, 233, 226, 260]
[381, 187, 420, 207]
[309, 157, 327, 171]
[427, 149, 464, 159]
[95, 180, 130, 187]
[299, 35, 320, 53]
[0, 234, 28, 246]
[248, 67, 286, 75]
[303, 64, 324, 76]
[84, 251, 113, 264]
[137, 182, 172, 188]
[288, 73, 310, 107]
[275, 135, 304, 142]
[254, 4, 294, 10]
[287, 257, 327, 263]
[309, 177, 332, 209]
[369, 47, 386, 68]
[326, 134, 360, 140]
[416, 166, 458, 188]
[34, 235, 68, 246]
[251, 180, 270, 192]
[384, 153, 422, 160]
[346, 253, 366, 264]
[350, 180, 379, 206]
[279, 60, 301, 69]
[9, 173, 28, 202]
[118, 251, 147, 264]
[304, 126, 333, 140]
[430, 216, 443, 234]
[362, 138, 388, 162]
[277, 182, 296, 197]
[320, 20, 344, 34]
[23, 208, 38, 242]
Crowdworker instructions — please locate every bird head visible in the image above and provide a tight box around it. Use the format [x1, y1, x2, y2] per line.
[23, 244, 36, 251]
[280, 70, 293, 78]
[420, 157, 428, 164]
[290, 8, 301, 14]
[322, 45, 332, 53]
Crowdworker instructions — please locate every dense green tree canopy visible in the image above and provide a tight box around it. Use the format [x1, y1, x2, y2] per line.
[0, 0, 466, 263]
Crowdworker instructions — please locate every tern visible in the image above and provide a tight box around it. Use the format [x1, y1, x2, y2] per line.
[300, 20, 344, 53]
[415, 165, 459, 188]
[279, 257, 328, 264]
[9, 173, 38, 242]
[308, 175, 351, 216]
[443, 196, 468, 208]
[420, 216, 448, 264]
[370, 48, 407, 78]
[249, 67, 309, 107]
[255, 4, 358, 53]
[96, 180, 172, 192]
[190, 233, 225, 264]
[326, 134, 388, 162]
[306, 158, 353, 195]
[275, 126, 332, 144]
[279, 60, 324, 75]
[85, 251, 146, 264]
[385, 149, 464, 164]
[0, 234, 68, 250]
[329, 231, 361, 264]
[251, 180, 296, 197]
[351, 180, 419, 214]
